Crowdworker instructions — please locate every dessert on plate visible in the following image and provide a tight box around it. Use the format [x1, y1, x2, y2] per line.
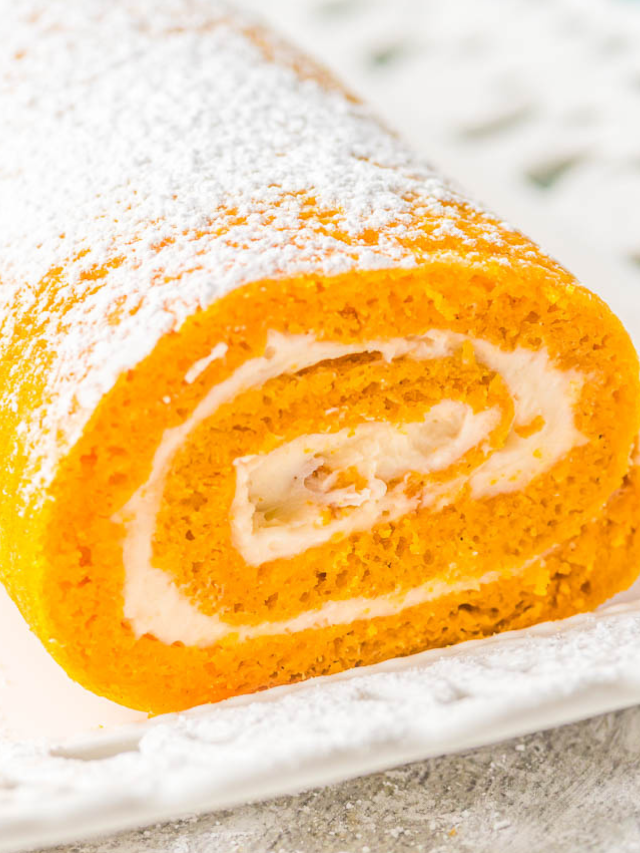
[1, 0, 639, 713]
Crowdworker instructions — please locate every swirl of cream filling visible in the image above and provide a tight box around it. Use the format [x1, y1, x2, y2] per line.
[115, 330, 585, 647]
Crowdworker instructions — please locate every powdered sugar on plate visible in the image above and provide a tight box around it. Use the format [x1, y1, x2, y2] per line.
[2, 593, 640, 853]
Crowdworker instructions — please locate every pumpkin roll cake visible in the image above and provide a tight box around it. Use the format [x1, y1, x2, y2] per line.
[1, 0, 639, 714]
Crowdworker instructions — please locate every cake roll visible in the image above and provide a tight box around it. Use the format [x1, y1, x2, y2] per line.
[1, 0, 639, 714]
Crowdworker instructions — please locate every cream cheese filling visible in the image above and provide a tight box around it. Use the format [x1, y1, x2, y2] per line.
[231, 401, 500, 566]
[116, 330, 586, 647]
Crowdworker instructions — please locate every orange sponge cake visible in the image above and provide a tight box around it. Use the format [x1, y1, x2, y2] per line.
[1, 0, 639, 714]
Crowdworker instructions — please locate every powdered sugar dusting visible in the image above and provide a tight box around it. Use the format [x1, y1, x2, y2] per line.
[0, 0, 514, 502]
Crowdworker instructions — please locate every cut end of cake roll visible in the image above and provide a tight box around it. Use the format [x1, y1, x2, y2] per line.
[1, 0, 640, 715]
[36, 260, 640, 713]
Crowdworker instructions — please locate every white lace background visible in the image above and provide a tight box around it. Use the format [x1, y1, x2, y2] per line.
[4, 1, 640, 851]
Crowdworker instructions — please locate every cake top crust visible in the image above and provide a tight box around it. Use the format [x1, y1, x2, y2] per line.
[0, 0, 520, 498]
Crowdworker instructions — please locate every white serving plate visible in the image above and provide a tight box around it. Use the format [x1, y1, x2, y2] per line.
[2, 583, 640, 853]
